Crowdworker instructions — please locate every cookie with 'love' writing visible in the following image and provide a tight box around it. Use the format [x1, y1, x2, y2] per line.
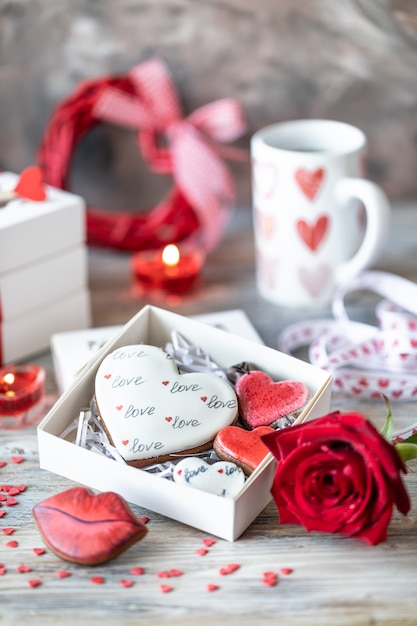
[173, 457, 245, 498]
[95, 345, 238, 468]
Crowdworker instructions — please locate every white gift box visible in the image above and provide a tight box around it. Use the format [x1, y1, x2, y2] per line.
[0, 171, 91, 364]
[50, 309, 264, 393]
[2, 288, 91, 364]
[38, 305, 332, 541]
[0, 172, 85, 272]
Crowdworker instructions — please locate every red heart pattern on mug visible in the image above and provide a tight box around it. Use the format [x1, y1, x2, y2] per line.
[95, 345, 238, 465]
[14, 166, 47, 201]
[255, 208, 276, 240]
[235, 371, 309, 429]
[295, 167, 325, 201]
[252, 159, 278, 199]
[296, 215, 330, 252]
[257, 251, 278, 290]
[298, 262, 331, 298]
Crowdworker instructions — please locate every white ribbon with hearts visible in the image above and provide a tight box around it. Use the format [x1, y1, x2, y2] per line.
[278, 270, 417, 436]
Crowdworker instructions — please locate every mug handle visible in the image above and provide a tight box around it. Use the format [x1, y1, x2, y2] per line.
[334, 178, 391, 285]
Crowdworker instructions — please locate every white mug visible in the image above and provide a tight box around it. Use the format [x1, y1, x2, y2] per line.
[251, 119, 391, 308]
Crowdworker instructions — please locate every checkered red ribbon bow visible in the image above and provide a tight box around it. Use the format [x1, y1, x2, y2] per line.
[93, 58, 246, 250]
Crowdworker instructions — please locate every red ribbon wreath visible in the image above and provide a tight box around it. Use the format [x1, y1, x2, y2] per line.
[37, 58, 247, 252]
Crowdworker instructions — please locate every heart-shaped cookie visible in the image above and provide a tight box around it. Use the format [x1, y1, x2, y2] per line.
[95, 345, 238, 467]
[214, 425, 275, 475]
[235, 371, 309, 429]
[173, 457, 245, 498]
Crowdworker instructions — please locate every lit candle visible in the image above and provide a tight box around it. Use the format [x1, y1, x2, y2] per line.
[0, 364, 45, 429]
[131, 244, 203, 294]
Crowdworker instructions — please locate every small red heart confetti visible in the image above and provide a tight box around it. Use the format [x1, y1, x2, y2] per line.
[203, 538, 216, 547]
[33, 547, 46, 556]
[5, 540, 18, 548]
[90, 576, 105, 584]
[119, 579, 134, 588]
[165, 417, 173, 422]
[130, 566, 145, 576]
[157, 570, 171, 578]
[2, 527, 15, 535]
[207, 583, 219, 592]
[139, 516, 150, 525]
[0, 461, 7, 468]
[0, 494, 6, 501]
[57, 570, 72, 579]
[0, 566, 7, 576]
[219, 563, 240, 576]
[104, 374, 111, 379]
[169, 569, 183, 577]
[17, 564, 32, 573]
[200, 396, 207, 402]
[121, 440, 129, 446]
[6, 498, 18, 506]
[7, 487, 21, 496]
[11, 456, 24, 464]
[0, 510, 6, 518]
[217, 469, 224, 473]
[196, 548, 208, 556]
[262, 571, 278, 587]
[28, 579, 42, 588]
[116, 405, 123, 411]
[160, 584, 173, 593]
[162, 381, 169, 386]
[17, 484, 26, 492]
[279, 567, 293, 575]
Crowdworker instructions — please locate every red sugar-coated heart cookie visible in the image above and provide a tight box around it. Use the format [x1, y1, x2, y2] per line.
[213, 425, 275, 475]
[32, 487, 147, 565]
[14, 166, 47, 202]
[235, 371, 309, 429]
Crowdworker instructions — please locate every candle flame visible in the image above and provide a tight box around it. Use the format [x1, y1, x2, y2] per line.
[162, 244, 180, 267]
[3, 373, 15, 385]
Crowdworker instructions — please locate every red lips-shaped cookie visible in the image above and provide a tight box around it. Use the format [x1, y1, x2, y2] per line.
[32, 487, 148, 565]
[214, 425, 275, 475]
[235, 371, 309, 429]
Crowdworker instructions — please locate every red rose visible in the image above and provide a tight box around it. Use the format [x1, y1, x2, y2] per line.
[262, 411, 410, 545]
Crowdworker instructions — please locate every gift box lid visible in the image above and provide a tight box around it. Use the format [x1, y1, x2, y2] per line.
[0, 171, 85, 275]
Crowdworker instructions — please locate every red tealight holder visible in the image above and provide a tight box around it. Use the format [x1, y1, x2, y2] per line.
[131, 243, 204, 295]
[0, 364, 45, 429]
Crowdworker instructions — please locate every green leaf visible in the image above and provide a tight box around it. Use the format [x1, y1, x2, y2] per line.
[400, 433, 417, 445]
[395, 442, 417, 463]
[380, 395, 394, 443]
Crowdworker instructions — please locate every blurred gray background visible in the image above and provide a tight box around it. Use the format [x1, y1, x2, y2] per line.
[1, 0, 417, 212]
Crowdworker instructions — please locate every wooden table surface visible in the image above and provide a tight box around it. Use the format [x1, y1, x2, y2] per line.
[1, 204, 417, 626]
